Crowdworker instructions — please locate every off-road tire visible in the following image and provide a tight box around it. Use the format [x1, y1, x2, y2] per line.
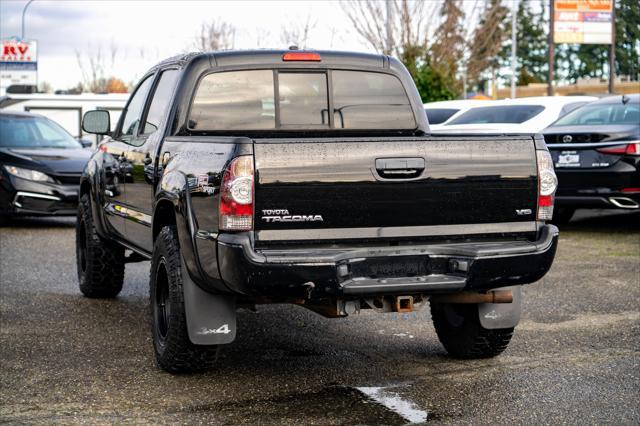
[551, 207, 575, 225]
[430, 301, 513, 359]
[76, 193, 124, 298]
[150, 226, 218, 373]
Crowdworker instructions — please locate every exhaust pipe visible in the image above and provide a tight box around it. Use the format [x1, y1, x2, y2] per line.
[430, 290, 513, 304]
[609, 197, 639, 209]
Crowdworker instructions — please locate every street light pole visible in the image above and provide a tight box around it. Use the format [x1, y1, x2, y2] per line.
[511, 0, 518, 98]
[609, 0, 616, 94]
[21, 0, 35, 40]
[547, 0, 555, 96]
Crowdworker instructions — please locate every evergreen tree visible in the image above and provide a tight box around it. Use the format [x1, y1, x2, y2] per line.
[431, 0, 465, 82]
[467, 0, 510, 90]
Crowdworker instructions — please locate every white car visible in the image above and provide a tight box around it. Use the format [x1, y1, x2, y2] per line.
[430, 96, 598, 134]
[424, 99, 493, 131]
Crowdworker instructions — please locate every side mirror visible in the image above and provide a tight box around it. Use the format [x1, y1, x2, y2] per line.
[82, 110, 110, 135]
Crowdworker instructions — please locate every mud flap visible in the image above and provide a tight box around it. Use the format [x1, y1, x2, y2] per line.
[478, 285, 522, 329]
[181, 257, 237, 345]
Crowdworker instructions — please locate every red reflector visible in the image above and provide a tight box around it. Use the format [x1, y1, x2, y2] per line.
[621, 188, 640, 194]
[539, 194, 553, 207]
[282, 52, 321, 62]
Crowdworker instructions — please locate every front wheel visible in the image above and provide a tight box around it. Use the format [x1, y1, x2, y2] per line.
[430, 301, 514, 359]
[150, 225, 218, 373]
[76, 193, 124, 298]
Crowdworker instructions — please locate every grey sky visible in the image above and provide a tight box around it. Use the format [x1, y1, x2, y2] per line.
[0, 0, 371, 89]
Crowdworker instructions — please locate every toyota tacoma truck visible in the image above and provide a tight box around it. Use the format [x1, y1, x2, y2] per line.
[77, 50, 559, 373]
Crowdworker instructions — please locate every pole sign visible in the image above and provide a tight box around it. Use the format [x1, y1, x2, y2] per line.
[0, 38, 38, 92]
[554, 0, 613, 44]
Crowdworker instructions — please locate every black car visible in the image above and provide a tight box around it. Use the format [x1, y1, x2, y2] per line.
[0, 111, 92, 224]
[543, 94, 640, 223]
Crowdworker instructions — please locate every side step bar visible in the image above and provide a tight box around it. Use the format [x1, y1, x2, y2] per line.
[340, 274, 466, 296]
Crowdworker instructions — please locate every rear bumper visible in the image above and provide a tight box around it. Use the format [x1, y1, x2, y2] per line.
[555, 194, 640, 209]
[215, 225, 559, 299]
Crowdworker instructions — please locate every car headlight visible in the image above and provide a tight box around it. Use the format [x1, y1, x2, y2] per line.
[3, 165, 55, 183]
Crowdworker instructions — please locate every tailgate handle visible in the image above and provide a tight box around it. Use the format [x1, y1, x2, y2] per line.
[375, 157, 425, 179]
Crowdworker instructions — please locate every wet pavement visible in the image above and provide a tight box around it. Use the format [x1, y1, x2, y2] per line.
[1, 210, 638, 424]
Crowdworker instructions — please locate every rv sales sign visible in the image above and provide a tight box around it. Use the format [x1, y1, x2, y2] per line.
[554, 0, 613, 44]
[0, 39, 38, 90]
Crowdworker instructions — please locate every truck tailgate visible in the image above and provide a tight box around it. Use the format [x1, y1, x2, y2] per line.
[253, 136, 538, 242]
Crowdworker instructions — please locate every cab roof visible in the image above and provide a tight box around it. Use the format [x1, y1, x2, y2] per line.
[151, 49, 388, 71]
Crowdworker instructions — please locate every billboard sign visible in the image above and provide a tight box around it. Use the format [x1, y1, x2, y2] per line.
[0, 39, 38, 92]
[554, 0, 613, 44]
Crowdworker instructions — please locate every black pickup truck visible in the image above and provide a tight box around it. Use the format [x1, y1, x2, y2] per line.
[78, 50, 558, 373]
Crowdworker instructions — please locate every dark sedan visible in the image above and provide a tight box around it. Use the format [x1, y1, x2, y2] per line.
[543, 94, 639, 223]
[0, 111, 92, 224]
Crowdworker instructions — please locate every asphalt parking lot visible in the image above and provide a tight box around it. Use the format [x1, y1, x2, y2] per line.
[1, 210, 638, 425]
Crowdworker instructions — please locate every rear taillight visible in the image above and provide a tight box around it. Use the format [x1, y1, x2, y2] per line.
[536, 150, 557, 221]
[596, 142, 640, 156]
[219, 155, 254, 231]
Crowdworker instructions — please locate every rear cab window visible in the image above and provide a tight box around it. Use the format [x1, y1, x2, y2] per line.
[188, 69, 416, 132]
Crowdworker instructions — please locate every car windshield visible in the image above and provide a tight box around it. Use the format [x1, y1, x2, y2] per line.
[447, 105, 545, 125]
[425, 108, 458, 125]
[0, 115, 81, 149]
[553, 102, 640, 126]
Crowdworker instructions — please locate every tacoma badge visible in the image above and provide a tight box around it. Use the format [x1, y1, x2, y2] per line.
[261, 209, 323, 223]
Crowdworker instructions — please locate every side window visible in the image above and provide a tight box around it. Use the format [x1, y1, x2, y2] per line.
[120, 76, 154, 140]
[143, 70, 179, 135]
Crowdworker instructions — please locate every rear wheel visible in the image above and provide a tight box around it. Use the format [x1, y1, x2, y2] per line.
[430, 301, 513, 358]
[76, 193, 124, 298]
[150, 226, 218, 373]
[551, 207, 575, 225]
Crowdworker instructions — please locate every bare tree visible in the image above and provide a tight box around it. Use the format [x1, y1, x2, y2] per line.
[195, 19, 236, 52]
[466, 0, 510, 86]
[280, 14, 316, 49]
[341, 0, 439, 76]
[38, 81, 53, 93]
[255, 28, 272, 48]
[75, 41, 126, 93]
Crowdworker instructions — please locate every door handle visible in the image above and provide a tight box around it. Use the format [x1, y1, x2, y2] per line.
[375, 157, 425, 179]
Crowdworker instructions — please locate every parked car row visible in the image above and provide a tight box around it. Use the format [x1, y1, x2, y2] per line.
[424, 94, 640, 222]
[1, 88, 637, 226]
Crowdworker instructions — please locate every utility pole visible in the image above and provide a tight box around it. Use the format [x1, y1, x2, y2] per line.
[547, 0, 555, 96]
[609, 0, 616, 94]
[21, 0, 35, 40]
[385, 0, 394, 55]
[511, 0, 518, 98]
